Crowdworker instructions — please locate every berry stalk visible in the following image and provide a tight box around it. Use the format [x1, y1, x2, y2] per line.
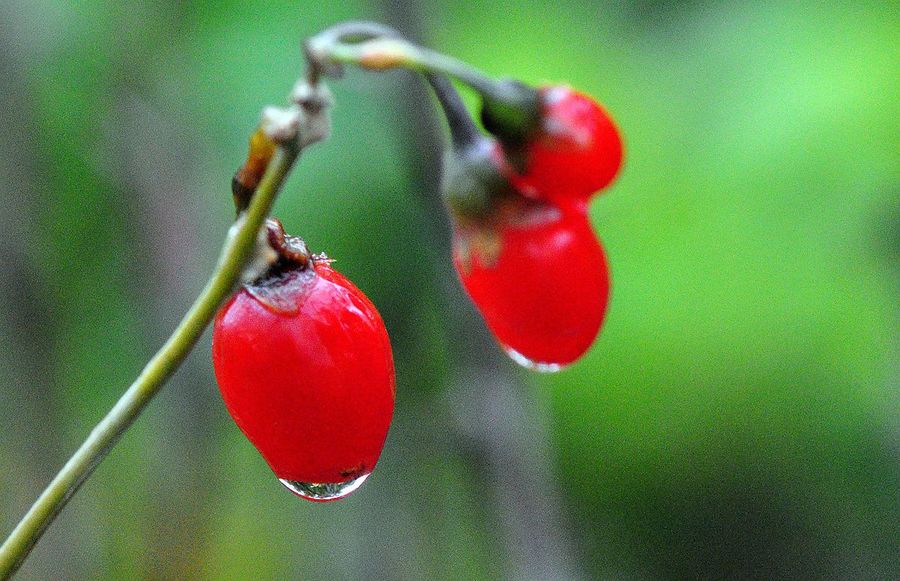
[425, 73, 481, 150]
[306, 26, 531, 108]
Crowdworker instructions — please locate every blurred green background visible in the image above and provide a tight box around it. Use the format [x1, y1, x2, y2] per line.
[1, 1, 897, 579]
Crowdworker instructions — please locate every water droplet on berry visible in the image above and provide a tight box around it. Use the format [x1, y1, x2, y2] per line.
[279, 473, 370, 502]
[503, 346, 565, 374]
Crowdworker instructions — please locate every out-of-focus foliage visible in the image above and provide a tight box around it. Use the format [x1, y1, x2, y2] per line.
[0, 1, 896, 579]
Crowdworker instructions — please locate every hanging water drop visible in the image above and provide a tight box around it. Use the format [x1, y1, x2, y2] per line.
[503, 346, 565, 374]
[279, 473, 370, 502]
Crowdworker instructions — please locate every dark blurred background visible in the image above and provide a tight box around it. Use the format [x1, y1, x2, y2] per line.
[1, 1, 897, 579]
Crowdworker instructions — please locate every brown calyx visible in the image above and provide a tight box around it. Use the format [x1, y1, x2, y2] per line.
[242, 219, 314, 315]
[265, 218, 311, 270]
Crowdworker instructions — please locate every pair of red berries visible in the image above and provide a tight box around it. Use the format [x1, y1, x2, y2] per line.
[447, 84, 623, 370]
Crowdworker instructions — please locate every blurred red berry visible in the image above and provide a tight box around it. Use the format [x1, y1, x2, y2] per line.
[452, 201, 610, 370]
[507, 86, 623, 204]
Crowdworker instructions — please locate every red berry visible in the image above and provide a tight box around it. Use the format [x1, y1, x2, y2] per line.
[212, 258, 395, 502]
[509, 86, 623, 204]
[452, 201, 610, 370]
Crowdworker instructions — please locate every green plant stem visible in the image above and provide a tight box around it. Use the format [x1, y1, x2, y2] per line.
[310, 35, 523, 105]
[0, 144, 299, 580]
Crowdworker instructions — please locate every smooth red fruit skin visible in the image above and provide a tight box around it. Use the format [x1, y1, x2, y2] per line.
[212, 262, 395, 486]
[510, 86, 623, 203]
[453, 204, 610, 367]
